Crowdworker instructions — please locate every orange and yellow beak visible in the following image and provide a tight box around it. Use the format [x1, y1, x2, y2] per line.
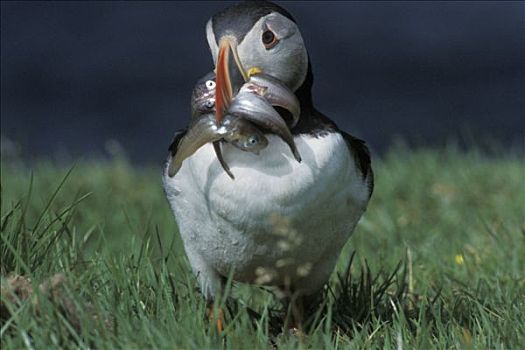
[214, 37, 249, 123]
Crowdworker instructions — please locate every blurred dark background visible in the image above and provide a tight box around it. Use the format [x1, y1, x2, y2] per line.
[1, 1, 524, 164]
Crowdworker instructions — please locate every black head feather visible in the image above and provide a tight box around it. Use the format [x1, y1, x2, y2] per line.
[211, 1, 295, 45]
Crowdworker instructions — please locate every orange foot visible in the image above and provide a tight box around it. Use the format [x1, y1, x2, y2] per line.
[206, 305, 225, 333]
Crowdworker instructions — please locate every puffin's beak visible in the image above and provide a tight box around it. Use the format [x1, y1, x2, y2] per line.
[215, 37, 248, 123]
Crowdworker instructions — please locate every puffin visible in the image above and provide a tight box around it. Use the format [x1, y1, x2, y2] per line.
[163, 0, 373, 326]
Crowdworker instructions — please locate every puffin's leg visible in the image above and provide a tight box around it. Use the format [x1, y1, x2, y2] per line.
[206, 301, 225, 333]
[282, 289, 325, 333]
[289, 295, 305, 331]
[299, 290, 325, 327]
[185, 250, 226, 332]
[205, 275, 227, 333]
[279, 288, 304, 331]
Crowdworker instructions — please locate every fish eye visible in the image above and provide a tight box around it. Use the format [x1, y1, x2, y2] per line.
[205, 99, 215, 108]
[205, 80, 216, 90]
[262, 30, 278, 49]
[248, 136, 259, 144]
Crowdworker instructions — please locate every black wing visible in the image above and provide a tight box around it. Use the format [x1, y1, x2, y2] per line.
[341, 131, 374, 198]
[168, 129, 188, 157]
[292, 106, 374, 198]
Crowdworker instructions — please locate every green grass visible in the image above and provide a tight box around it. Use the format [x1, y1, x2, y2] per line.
[1, 146, 524, 349]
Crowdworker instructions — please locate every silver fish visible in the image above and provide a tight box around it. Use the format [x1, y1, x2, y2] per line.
[191, 73, 216, 118]
[220, 113, 269, 154]
[241, 73, 300, 128]
[192, 72, 300, 128]
[228, 89, 301, 162]
[198, 73, 300, 161]
[193, 75, 273, 172]
[167, 114, 268, 178]
[169, 72, 300, 178]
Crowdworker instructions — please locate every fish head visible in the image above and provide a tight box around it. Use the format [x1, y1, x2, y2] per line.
[191, 72, 217, 117]
[224, 115, 269, 153]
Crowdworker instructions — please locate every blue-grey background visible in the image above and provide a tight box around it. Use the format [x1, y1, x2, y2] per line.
[1, 1, 524, 164]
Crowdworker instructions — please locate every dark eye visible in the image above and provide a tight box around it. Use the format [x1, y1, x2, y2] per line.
[262, 30, 278, 49]
[249, 136, 258, 144]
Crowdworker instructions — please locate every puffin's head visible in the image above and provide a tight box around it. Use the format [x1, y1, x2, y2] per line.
[206, 1, 308, 121]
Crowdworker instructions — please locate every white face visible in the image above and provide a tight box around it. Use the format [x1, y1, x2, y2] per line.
[206, 13, 308, 92]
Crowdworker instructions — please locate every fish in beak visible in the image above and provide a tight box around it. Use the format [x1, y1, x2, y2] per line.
[228, 90, 302, 163]
[214, 37, 301, 162]
[167, 113, 269, 179]
[168, 37, 303, 178]
[213, 37, 250, 176]
[242, 73, 300, 128]
[215, 38, 300, 128]
[168, 114, 222, 177]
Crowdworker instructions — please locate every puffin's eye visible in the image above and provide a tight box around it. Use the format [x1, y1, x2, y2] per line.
[205, 80, 216, 90]
[262, 30, 278, 49]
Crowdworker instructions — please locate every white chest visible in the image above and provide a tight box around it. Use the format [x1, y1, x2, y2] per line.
[163, 132, 370, 290]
